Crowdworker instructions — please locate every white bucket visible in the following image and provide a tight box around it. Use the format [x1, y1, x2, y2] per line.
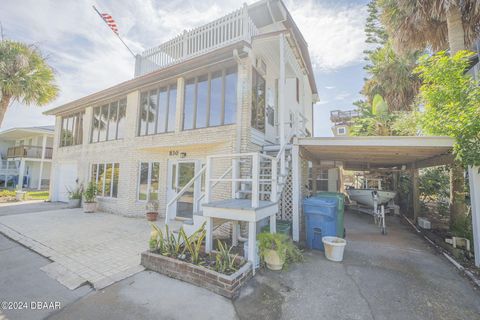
[322, 236, 347, 262]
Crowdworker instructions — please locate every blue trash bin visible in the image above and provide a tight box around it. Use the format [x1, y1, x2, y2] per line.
[303, 197, 338, 250]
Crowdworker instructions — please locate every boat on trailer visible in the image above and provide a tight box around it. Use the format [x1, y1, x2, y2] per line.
[346, 189, 396, 208]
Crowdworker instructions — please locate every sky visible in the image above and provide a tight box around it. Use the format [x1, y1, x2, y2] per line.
[0, 0, 370, 136]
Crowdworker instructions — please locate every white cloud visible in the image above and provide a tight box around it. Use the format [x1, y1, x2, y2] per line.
[325, 86, 336, 89]
[286, 0, 368, 71]
[0, 0, 367, 130]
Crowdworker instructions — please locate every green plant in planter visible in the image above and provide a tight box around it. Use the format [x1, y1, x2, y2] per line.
[149, 223, 165, 252]
[83, 181, 97, 203]
[215, 240, 238, 274]
[258, 232, 303, 270]
[180, 222, 206, 265]
[67, 185, 83, 200]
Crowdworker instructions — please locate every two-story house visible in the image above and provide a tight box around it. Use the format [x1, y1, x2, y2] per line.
[0, 126, 54, 190]
[45, 0, 318, 260]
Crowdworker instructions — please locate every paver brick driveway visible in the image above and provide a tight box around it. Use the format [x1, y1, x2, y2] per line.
[0, 206, 152, 289]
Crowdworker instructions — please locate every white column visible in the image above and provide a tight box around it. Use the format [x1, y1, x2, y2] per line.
[17, 159, 25, 190]
[270, 214, 276, 234]
[292, 144, 301, 242]
[37, 134, 47, 190]
[278, 34, 286, 177]
[205, 216, 213, 253]
[252, 153, 259, 208]
[175, 77, 185, 133]
[232, 221, 238, 246]
[248, 221, 256, 274]
[468, 166, 480, 267]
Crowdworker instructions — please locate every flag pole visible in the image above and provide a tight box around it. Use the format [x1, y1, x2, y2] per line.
[92, 5, 136, 58]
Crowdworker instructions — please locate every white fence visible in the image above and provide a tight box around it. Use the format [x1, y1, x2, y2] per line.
[135, 5, 258, 77]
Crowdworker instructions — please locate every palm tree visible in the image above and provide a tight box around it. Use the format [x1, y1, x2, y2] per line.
[0, 40, 58, 126]
[378, 0, 479, 225]
[378, 0, 480, 54]
[362, 42, 421, 111]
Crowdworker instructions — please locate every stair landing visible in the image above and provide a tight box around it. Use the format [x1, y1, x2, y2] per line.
[202, 199, 278, 222]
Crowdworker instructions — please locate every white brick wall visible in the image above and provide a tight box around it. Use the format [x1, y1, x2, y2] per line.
[50, 42, 313, 218]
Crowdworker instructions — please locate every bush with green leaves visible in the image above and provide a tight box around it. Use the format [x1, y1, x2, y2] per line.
[83, 181, 97, 203]
[415, 50, 480, 167]
[258, 232, 303, 269]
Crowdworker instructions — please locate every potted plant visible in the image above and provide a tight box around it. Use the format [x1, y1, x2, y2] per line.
[258, 232, 303, 271]
[67, 185, 83, 208]
[83, 181, 97, 213]
[146, 200, 159, 221]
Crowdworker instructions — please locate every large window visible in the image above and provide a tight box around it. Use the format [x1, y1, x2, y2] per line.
[183, 66, 237, 130]
[138, 162, 160, 201]
[91, 98, 126, 143]
[139, 84, 177, 136]
[251, 68, 266, 133]
[60, 112, 84, 147]
[91, 163, 120, 198]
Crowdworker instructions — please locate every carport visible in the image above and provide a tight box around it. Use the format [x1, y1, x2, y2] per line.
[290, 136, 480, 267]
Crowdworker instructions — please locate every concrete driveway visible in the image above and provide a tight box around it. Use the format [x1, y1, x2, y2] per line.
[235, 211, 480, 320]
[0, 205, 149, 290]
[1, 203, 479, 320]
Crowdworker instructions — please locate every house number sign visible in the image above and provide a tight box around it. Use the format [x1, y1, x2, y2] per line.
[169, 150, 187, 158]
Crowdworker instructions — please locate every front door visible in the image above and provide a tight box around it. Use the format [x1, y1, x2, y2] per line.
[167, 160, 199, 220]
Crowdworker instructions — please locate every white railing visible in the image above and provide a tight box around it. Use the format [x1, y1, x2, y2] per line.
[135, 4, 259, 77]
[205, 153, 276, 208]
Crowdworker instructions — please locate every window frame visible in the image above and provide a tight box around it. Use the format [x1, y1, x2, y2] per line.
[90, 162, 120, 198]
[182, 65, 237, 131]
[137, 161, 161, 202]
[251, 67, 266, 133]
[91, 98, 127, 143]
[60, 112, 84, 147]
[138, 84, 177, 136]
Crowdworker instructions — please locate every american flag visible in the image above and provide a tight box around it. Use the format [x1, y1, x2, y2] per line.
[100, 13, 118, 34]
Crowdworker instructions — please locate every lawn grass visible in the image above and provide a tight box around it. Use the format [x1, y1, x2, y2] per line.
[26, 191, 49, 200]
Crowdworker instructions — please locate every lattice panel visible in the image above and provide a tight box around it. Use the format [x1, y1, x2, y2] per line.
[278, 170, 293, 220]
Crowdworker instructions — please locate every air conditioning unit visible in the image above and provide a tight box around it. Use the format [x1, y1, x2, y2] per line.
[256, 57, 267, 76]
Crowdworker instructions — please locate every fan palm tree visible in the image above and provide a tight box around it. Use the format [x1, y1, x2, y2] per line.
[362, 42, 421, 111]
[378, 0, 480, 54]
[378, 0, 478, 225]
[0, 40, 58, 126]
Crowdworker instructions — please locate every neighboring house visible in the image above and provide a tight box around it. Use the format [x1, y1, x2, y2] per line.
[0, 126, 54, 190]
[45, 0, 318, 258]
[329, 109, 359, 136]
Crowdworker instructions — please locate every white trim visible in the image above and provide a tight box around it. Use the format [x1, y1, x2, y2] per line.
[296, 136, 454, 148]
[468, 166, 480, 267]
[292, 144, 300, 242]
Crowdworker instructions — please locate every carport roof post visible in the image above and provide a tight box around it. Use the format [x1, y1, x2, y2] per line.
[468, 166, 480, 267]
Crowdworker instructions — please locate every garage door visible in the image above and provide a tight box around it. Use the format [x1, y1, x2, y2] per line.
[56, 163, 78, 202]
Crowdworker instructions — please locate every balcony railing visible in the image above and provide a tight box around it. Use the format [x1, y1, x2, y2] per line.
[7, 145, 53, 159]
[330, 110, 360, 123]
[134, 5, 258, 77]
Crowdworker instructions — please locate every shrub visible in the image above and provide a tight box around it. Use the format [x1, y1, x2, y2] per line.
[258, 232, 303, 268]
[83, 182, 97, 203]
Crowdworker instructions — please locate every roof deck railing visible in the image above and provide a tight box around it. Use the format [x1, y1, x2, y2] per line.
[330, 110, 360, 123]
[134, 5, 258, 77]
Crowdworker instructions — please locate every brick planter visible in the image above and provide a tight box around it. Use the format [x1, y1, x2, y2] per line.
[141, 251, 253, 299]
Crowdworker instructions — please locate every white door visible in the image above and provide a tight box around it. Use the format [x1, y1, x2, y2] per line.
[166, 160, 200, 220]
[56, 162, 78, 202]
